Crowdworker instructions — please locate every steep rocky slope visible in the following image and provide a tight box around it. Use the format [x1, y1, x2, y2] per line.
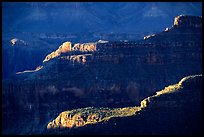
[45, 74, 202, 134]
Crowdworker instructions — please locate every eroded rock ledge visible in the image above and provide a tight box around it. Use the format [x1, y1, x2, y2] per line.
[47, 74, 202, 130]
[43, 42, 96, 63]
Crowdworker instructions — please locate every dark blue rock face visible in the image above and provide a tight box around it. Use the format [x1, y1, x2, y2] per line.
[2, 14, 202, 135]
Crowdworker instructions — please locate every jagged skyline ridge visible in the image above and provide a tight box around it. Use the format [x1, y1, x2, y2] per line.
[2, 2, 202, 34]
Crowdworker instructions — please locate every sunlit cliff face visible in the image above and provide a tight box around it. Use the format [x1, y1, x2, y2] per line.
[173, 15, 202, 28]
[43, 42, 72, 62]
[47, 74, 202, 130]
[47, 106, 141, 129]
[72, 43, 96, 52]
[43, 42, 96, 63]
[59, 42, 72, 53]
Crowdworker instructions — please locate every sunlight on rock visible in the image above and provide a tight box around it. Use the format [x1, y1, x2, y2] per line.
[59, 42, 72, 53]
[47, 74, 202, 130]
[143, 34, 155, 40]
[16, 66, 43, 74]
[43, 41, 72, 62]
[165, 27, 169, 32]
[173, 15, 202, 28]
[47, 106, 140, 129]
[98, 40, 109, 43]
[43, 41, 97, 63]
[72, 43, 96, 52]
[10, 38, 18, 46]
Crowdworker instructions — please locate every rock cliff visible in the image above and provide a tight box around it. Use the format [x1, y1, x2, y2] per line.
[173, 15, 202, 28]
[46, 74, 202, 134]
[2, 15, 202, 135]
[43, 42, 72, 62]
[144, 15, 202, 41]
[3, 15, 202, 111]
[43, 42, 96, 62]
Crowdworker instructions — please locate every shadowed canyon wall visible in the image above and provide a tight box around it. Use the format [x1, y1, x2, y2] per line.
[2, 15, 202, 135]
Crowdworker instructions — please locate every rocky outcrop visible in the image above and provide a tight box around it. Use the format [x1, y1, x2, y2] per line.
[10, 38, 18, 45]
[173, 15, 202, 28]
[43, 42, 72, 62]
[144, 15, 202, 41]
[72, 43, 96, 52]
[16, 66, 43, 74]
[46, 74, 202, 130]
[43, 42, 97, 63]
[70, 54, 92, 63]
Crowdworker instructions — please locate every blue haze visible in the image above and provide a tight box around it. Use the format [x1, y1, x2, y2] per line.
[2, 2, 202, 34]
